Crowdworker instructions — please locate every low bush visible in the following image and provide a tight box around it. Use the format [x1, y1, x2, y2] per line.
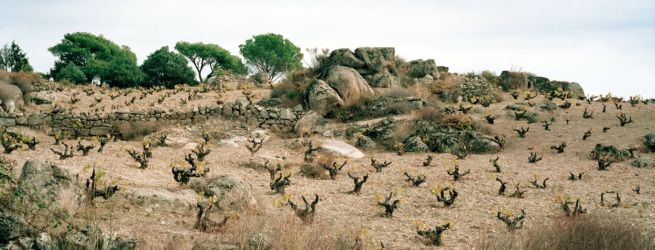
[271, 68, 317, 108]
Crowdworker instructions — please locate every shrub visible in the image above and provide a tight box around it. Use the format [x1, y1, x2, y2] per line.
[330, 92, 414, 122]
[478, 214, 653, 250]
[56, 63, 87, 84]
[141, 46, 196, 88]
[271, 68, 316, 108]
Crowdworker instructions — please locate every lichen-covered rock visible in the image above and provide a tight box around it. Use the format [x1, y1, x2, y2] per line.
[322, 47, 398, 89]
[499, 71, 585, 98]
[363, 117, 396, 143]
[304, 80, 344, 117]
[403, 136, 429, 153]
[499, 71, 530, 91]
[356, 135, 377, 149]
[15, 160, 87, 216]
[408, 59, 438, 78]
[469, 138, 501, 153]
[353, 47, 396, 75]
[366, 69, 399, 88]
[325, 66, 375, 106]
[644, 132, 655, 152]
[325, 49, 365, 70]
[445, 75, 497, 103]
[631, 157, 654, 168]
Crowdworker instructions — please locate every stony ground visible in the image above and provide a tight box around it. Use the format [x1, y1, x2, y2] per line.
[5, 87, 655, 249]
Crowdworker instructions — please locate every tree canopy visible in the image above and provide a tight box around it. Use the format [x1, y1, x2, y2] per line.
[0, 41, 33, 72]
[49, 32, 143, 87]
[239, 33, 302, 82]
[141, 46, 196, 88]
[174, 41, 246, 83]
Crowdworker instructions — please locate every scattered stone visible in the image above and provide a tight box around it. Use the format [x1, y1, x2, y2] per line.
[320, 139, 365, 159]
[356, 135, 377, 149]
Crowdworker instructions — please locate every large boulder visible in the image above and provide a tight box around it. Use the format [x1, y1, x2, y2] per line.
[0, 83, 23, 113]
[3, 160, 86, 241]
[190, 175, 257, 211]
[325, 49, 365, 70]
[325, 66, 375, 106]
[363, 117, 396, 148]
[320, 139, 366, 159]
[499, 71, 585, 98]
[353, 47, 396, 75]
[15, 160, 87, 216]
[366, 69, 399, 88]
[294, 110, 323, 135]
[323, 47, 399, 89]
[408, 59, 439, 78]
[304, 80, 344, 116]
[403, 136, 429, 153]
[499, 71, 530, 91]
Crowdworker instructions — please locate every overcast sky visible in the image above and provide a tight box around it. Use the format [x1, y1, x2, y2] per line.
[1, 0, 654, 96]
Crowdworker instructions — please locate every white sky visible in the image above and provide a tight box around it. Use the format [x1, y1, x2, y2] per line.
[1, 0, 654, 97]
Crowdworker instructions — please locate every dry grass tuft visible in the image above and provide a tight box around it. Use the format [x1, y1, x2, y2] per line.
[478, 213, 654, 250]
[223, 212, 355, 250]
[112, 121, 162, 141]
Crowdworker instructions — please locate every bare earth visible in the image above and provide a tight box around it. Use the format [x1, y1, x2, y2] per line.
[5, 88, 655, 249]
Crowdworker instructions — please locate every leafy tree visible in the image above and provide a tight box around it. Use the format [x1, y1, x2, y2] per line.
[175, 41, 246, 83]
[49, 32, 142, 87]
[239, 33, 302, 82]
[141, 46, 195, 88]
[0, 41, 33, 72]
[56, 63, 86, 83]
[105, 52, 144, 88]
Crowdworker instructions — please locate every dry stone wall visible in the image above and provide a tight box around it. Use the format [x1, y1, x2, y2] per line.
[0, 102, 304, 136]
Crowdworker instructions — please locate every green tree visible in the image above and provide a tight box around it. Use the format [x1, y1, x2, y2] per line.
[0, 41, 33, 72]
[56, 63, 86, 83]
[49, 32, 142, 87]
[175, 41, 246, 83]
[239, 33, 302, 82]
[140, 46, 195, 88]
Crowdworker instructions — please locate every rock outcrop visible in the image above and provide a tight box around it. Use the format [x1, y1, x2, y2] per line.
[323, 47, 399, 88]
[325, 66, 375, 105]
[408, 59, 439, 79]
[499, 71, 585, 98]
[304, 80, 344, 116]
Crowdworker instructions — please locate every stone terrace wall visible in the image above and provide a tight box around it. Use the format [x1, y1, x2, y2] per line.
[0, 102, 304, 136]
